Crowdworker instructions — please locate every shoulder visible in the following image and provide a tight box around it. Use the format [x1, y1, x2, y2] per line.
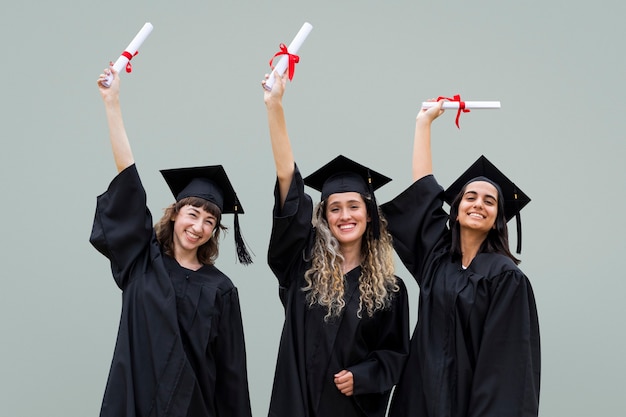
[473, 254, 534, 294]
[474, 252, 521, 275]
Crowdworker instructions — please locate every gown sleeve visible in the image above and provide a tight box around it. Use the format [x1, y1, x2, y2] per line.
[214, 286, 253, 417]
[468, 270, 541, 417]
[268, 164, 314, 292]
[349, 277, 410, 397]
[89, 164, 154, 289]
[380, 175, 449, 285]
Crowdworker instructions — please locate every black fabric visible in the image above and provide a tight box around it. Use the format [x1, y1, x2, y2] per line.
[381, 175, 540, 417]
[160, 165, 244, 214]
[267, 164, 410, 417]
[90, 164, 252, 417]
[302, 155, 391, 198]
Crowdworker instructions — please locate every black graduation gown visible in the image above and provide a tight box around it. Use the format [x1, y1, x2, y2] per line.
[267, 166, 410, 417]
[90, 164, 252, 417]
[380, 175, 540, 417]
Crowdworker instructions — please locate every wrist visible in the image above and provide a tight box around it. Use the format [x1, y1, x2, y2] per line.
[415, 116, 433, 128]
[265, 98, 284, 110]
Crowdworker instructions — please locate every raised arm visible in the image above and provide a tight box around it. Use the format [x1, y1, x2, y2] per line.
[412, 100, 444, 181]
[97, 67, 134, 173]
[263, 71, 295, 209]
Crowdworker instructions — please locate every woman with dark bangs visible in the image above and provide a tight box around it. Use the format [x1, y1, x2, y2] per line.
[382, 99, 540, 417]
[91, 67, 253, 417]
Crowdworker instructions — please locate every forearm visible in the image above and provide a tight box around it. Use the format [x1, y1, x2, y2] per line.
[412, 117, 433, 181]
[103, 98, 134, 173]
[266, 100, 295, 206]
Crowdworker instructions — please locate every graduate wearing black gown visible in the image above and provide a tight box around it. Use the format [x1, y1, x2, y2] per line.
[381, 100, 540, 417]
[263, 73, 409, 417]
[91, 67, 253, 417]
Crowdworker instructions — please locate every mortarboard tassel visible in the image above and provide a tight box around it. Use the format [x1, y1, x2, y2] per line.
[514, 188, 522, 254]
[367, 169, 381, 240]
[233, 201, 253, 265]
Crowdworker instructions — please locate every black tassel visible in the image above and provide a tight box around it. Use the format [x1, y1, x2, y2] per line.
[367, 169, 381, 240]
[515, 213, 522, 254]
[233, 202, 253, 265]
[514, 188, 522, 254]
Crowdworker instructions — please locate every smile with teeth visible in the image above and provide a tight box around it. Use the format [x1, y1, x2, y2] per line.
[339, 224, 356, 231]
[185, 230, 202, 240]
[468, 212, 485, 219]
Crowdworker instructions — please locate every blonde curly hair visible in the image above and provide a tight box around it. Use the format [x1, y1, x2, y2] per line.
[303, 196, 398, 321]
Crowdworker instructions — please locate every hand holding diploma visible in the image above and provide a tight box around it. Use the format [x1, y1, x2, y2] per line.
[421, 101, 501, 110]
[421, 95, 501, 128]
[264, 22, 313, 91]
[101, 22, 154, 88]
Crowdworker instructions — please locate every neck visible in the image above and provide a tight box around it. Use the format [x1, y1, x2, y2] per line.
[459, 229, 488, 267]
[340, 241, 362, 275]
[173, 247, 202, 270]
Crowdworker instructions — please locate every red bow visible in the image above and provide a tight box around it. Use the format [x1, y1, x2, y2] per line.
[121, 50, 139, 73]
[269, 43, 300, 81]
[437, 94, 470, 129]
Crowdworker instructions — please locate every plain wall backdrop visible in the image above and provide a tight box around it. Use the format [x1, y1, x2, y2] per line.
[1, 1, 624, 415]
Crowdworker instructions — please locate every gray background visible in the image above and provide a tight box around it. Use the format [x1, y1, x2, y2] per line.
[1, 1, 624, 415]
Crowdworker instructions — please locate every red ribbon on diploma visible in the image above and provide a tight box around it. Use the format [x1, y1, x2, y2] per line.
[437, 95, 470, 129]
[269, 43, 300, 80]
[121, 51, 139, 73]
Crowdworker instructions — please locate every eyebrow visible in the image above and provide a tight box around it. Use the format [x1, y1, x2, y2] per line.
[327, 199, 363, 206]
[187, 206, 217, 219]
[464, 190, 498, 201]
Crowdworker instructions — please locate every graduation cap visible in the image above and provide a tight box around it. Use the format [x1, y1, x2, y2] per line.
[160, 165, 253, 265]
[303, 155, 392, 239]
[443, 155, 531, 253]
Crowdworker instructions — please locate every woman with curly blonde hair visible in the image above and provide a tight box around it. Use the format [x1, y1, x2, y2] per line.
[305, 193, 398, 321]
[262, 71, 409, 417]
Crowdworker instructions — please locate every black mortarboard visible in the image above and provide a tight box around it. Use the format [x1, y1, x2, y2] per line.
[160, 165, 252, 264]
[444, 155, 531, 253]
[303, 155, 392, 239]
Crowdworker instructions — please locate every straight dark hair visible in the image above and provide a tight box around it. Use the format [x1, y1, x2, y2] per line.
[448, 179, 520, 265]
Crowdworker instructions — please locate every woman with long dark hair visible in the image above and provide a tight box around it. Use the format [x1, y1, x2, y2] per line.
[382, 100, 540, 417]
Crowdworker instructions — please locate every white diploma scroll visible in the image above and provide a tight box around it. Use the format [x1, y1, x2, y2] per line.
[421, 101, 501, 109]
[264, 22, 313, 91]
[102, 22, 154, 88]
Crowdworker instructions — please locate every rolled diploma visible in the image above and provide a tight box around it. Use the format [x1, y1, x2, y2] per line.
[264, 22, 313, 90]
[102, 22, 154, 87]
[421, 101, 501, 109]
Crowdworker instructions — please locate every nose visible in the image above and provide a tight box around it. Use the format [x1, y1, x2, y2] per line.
[190, 218, 203, 232]
[339, 207, 351, 219]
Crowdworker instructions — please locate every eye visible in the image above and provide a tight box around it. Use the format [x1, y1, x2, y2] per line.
[189, 212, 197, 218]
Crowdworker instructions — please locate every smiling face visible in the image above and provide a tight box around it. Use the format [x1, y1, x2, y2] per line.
[325, 192, 370, 247]
[172, 204, 218, 257]
[456, 180, 499, 235]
